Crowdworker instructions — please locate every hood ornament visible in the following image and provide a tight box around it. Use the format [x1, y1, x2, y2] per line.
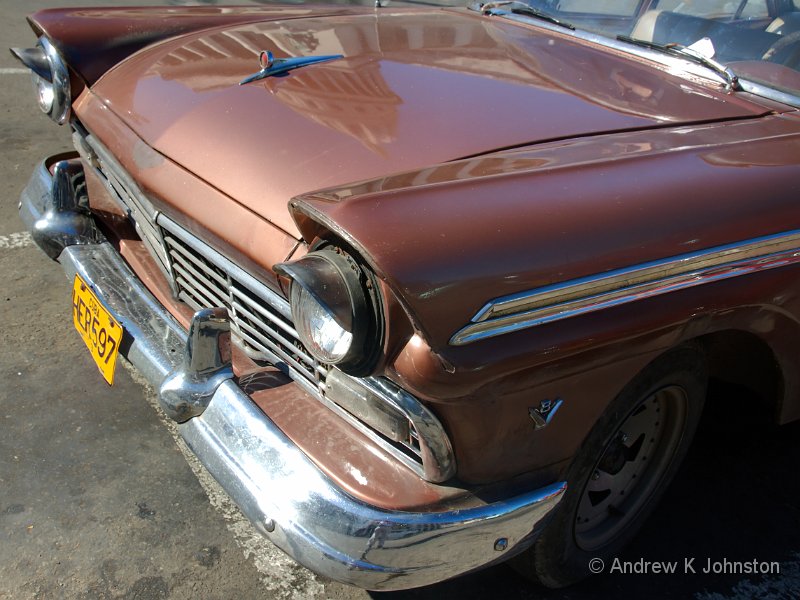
[239, 50, 343, 85]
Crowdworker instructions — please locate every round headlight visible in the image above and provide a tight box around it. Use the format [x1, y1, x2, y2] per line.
[13, 37, 71, 124]
[291, 282, 354, 363]
[38, 38, 71, 124]
[277, 246, 383, 375]
[32, 71, 55, 114]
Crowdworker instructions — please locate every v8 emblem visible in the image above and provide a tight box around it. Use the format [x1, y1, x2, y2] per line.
[529, 398, 564, 429]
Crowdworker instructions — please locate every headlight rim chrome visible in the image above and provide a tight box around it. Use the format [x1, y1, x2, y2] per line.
[11, 37, 71, 125]
[37, 37, 71, 125]
[277, 244, 385, 377]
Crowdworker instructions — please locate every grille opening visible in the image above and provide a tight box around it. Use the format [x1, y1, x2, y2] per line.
[80, 133, 444, 476]
[161, 219, 424, 466]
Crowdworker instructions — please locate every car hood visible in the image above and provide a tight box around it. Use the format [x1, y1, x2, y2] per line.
[90, 7, 768, 237]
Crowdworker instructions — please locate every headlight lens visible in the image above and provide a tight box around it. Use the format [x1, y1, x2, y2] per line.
[291, 282, 354, 363]
[32, 71, 55, 114]
[277, 245, 383, 375]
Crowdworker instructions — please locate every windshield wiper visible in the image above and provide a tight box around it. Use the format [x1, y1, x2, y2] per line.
[479, 1, 575, 30]
[616, 35, 739, 91]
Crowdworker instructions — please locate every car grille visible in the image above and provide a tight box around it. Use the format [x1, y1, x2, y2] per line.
[161, 214, 432, 466]
[160, 217, 426, 467]
[78, 131, 438, 476]
[160, 217, 327, 392]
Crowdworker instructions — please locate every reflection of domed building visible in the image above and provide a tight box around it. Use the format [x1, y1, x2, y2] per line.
[145, 11, 693, 157]
[273, 58, 400, 155]
[150, 23, 404, 152]
[145, 14, 548, 154]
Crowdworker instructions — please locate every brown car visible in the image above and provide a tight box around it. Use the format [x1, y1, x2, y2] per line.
[11, 0, 800, 590]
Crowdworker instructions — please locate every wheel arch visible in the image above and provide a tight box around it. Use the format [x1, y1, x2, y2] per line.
[692, 328, 787, 424]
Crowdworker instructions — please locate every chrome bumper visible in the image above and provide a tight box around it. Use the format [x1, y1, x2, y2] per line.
[21, 157, 567, 590]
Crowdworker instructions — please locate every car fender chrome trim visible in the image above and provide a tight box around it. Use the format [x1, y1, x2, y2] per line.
[19, 158, 102, 260]
[20, 157, 567, 590]
[159, 307, 235, 423]
[40, 37, 71, 124]
[9, 45, 51, 81]
[11, 37, 72, 124]
[452, 230, 800, 345]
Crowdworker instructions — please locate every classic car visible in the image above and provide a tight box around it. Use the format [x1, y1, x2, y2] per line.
[11, 0, 800, 590]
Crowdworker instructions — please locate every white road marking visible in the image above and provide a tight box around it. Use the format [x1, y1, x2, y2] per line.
[121, 362, 326, 600]
[0, 232, 33, 249]
[0, 68, 29, 75]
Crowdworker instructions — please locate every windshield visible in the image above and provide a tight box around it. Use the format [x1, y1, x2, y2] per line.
[478, 0, 800, 100]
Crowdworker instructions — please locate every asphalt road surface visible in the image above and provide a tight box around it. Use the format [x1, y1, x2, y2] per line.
[2, 1, 799, 598]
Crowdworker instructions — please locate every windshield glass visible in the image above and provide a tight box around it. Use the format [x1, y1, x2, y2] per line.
[484, 0, 800, 99]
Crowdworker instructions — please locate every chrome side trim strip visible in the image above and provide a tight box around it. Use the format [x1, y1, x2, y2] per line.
[452, 230, 800, 345]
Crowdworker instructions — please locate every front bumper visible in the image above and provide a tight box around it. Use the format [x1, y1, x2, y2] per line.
[21, 156, 567, 591]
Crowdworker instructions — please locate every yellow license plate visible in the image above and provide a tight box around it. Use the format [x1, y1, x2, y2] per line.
[71, 274, 123, 385]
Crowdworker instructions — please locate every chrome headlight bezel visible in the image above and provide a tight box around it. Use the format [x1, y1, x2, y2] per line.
[11, 37, 71, 124]
[37, 37, 71, 124]
[276, 245, 384, 376]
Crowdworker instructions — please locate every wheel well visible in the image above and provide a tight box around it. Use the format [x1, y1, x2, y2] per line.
[694, 330, 784, 425]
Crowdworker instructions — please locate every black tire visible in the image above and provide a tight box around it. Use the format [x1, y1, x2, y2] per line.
[512, 345, 708, 588]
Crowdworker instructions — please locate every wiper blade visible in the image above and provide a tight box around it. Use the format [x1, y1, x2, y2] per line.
[617, 35, 739, 91]
[480, 1, 575, 30]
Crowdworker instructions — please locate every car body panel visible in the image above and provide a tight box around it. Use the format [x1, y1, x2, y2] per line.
[86, 8, 770, 236]
[13, 0, 800, 587]
[70, 23, 800, 484]
[28, 6, 365, 86]
[73, 89, 299, 291]
[291, 114, 800, 353]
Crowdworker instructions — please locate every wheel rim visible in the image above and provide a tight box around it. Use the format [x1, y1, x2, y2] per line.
[574, 385, 688, 551]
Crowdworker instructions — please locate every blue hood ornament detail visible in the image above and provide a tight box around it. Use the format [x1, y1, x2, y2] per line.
[239, 50, 343, 85]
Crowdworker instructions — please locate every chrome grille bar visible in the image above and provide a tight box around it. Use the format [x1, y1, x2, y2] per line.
[230, 285, 298, 341]
[75, 125, 454, 481]
[75, 132, 172, 280]
[157, 214, 434, 472]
